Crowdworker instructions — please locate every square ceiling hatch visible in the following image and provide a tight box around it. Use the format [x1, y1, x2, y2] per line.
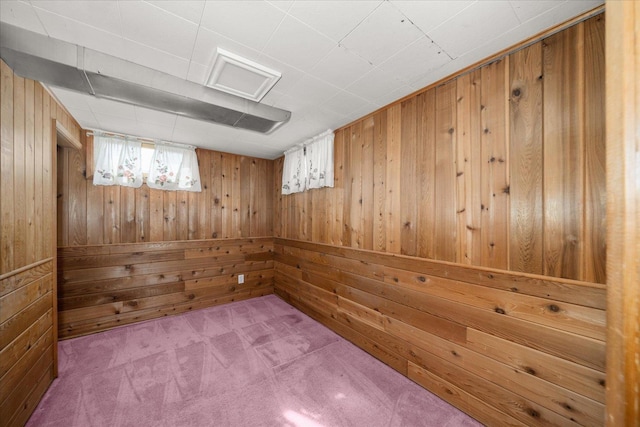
[206, 48, 281, 102]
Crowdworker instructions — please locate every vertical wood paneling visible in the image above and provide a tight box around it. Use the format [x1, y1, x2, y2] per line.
[13, 74, 26, 267]
[583, 14, 606, 284]
[25, 80, 35, 264]
[104, 186, 121, 244]
[163, 190, 177, 241]
[1, 59, 77, 427]
[361, 116, 374, 250]
[434, 81, 457, 262]
[331, 131, 344, 246]
[1, 61, 14, 273]
[211, 152, 222, 239]
[480, 59, 509, 270]
[509, 42, 543, 274]
[385, 104, 402, 254]
[456, 70, 482, 266]
[135, 182, 149, 242]
[400, 98, 417, 256]
[175, 188, 188, 241]
[543, 24, 585, 280]
[68, 137, 87, 246]
[120, 186, 136, 243]
[416, 89, 436, 260]
[273, 12, 606, 284]
[349, 122, 363, 248]
[372, 111, 387, 252]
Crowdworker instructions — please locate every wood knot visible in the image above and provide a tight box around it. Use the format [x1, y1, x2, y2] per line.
[212, 232, 218, 238]
[548, 304, 560, 312]
[393, 277, 399, 283]
[451, 350, 459, 357]
[502, 185, 510, 194]
[456, 171, 463, 177]
[484, 128, 490, 134]
[487, 274, 494, 279]
[448, 128, 454, 135]
[512, 88, 521, 97]
[494, 307, 506, 314]
[510, 287, 518, 292]
[523, 366, 536, 375]
[404, 221, 411, 228]
[188, 294, 195, 300]
[561, 403, 573, 411]
[418, 276, 426, 283]
[599, 379, 606, 387]
[526, 408, 540, 418]
[125, 265, 132, 270]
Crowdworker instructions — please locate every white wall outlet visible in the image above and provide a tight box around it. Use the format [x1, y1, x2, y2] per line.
[238, 274, 244, 284]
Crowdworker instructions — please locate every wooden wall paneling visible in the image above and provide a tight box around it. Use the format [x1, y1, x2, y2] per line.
[14, 74, 26, 268]
[416, 89, 436, 259]
[0, 60, 14, 273]
[41, 90, 52, 259]
[543, 24, 585, 281]
[264, 160, 274, 237]
[341, 128, 352, 246]
[191, 149, 207, 239]
[67, 130, 86, 246]
[480, 58, 510, 270]
[86, 176, 104, 245]
[583, 14, 606, 284]
[433, 81, 457, 262]
[605, 1, 640, 424]
[120, 186, 136, 243]
[135, 180, 150, 242]
[163, 189, 177, 241]
[211, 152, 222, 238]
[331, 130, 344, 246]
[240, 155, 251, 237]
[33, 83, 44, 260]
[25, 79, 36, 265]
[361, 116, 374, 250]
[509, 42, 544, 275]
[456, 70, 483, 266]
[385, 104, 402, 254]
[372, 111, 387, 252]
[56, 147, 67, 247]
[104, 185, 121, 244]
[221, 153, 232, 238]
[250, 158, 261, 237]
[176, 187, 189, 241]
[231, 155, 241, 238]
[273, 156, 282, 238]
[400, 98, 417, 256]
[349, 122, 363, 248]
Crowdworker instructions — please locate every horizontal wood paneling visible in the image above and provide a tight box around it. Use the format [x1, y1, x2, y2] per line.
[1, 57, 77, 427]
[57, 238, 274, 339]
[274, 238, 606, 426]
[273, 14, 606, 284]
[58, 141, 274, 246]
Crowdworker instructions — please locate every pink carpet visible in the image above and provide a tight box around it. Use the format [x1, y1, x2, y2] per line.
[27, 295, 482, 427]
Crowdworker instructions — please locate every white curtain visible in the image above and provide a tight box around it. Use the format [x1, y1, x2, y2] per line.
[93, 134, 143, 188]
[281, 129, 334, 194]
[147, 143, 202, 192]
[281, 145, 307, 195]
[305, 130, 334, 189]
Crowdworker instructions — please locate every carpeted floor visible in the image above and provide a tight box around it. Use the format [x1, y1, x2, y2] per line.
[27, 295, 482, 427]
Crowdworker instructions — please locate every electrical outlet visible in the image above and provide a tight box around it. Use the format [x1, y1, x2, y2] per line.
[238, 274, 244, 284]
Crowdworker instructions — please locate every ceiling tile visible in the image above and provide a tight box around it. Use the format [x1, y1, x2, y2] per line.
[377, 36, 451, 86]
[93, 112, 139, 135]
[67, 109, 100, 129]
[321, 90, 375, 117]
[428, 1, 520, 57]
[48, 87, 92, 111]
[31, 0, 122, 36]
[390, 0, 475, 34]
[0, 1, 48, 35]
[310, 45, 375, 88]
[261, 16, 336, 71]
[286, 1, 382, 42]
[374, 85, 415, 107]
[509, 0, 566, 23]
[119, 39, 190, 79]
[33, 7, 126, 58]
[199, 0, 285, 52]
[144, 1, 205, 24]
[134, 106, 178, 129]
[346, 66, 408, 103]
[265, 0, 294, 13]
[87, 96, 137, 118]
[340, 1, 423, 66]
[280, 74, 341, 109]
[118, 1, 199, 59]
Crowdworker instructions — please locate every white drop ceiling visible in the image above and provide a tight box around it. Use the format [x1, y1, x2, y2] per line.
[0, 0, 603, 159]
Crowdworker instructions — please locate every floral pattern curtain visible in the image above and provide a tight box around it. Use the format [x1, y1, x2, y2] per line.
[147, 143, 202, 192]
[281, 146, 306, 195]
[93, 134, 143, 188]
[305, 131, 334, 190]
[281, 129, 334, 195]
